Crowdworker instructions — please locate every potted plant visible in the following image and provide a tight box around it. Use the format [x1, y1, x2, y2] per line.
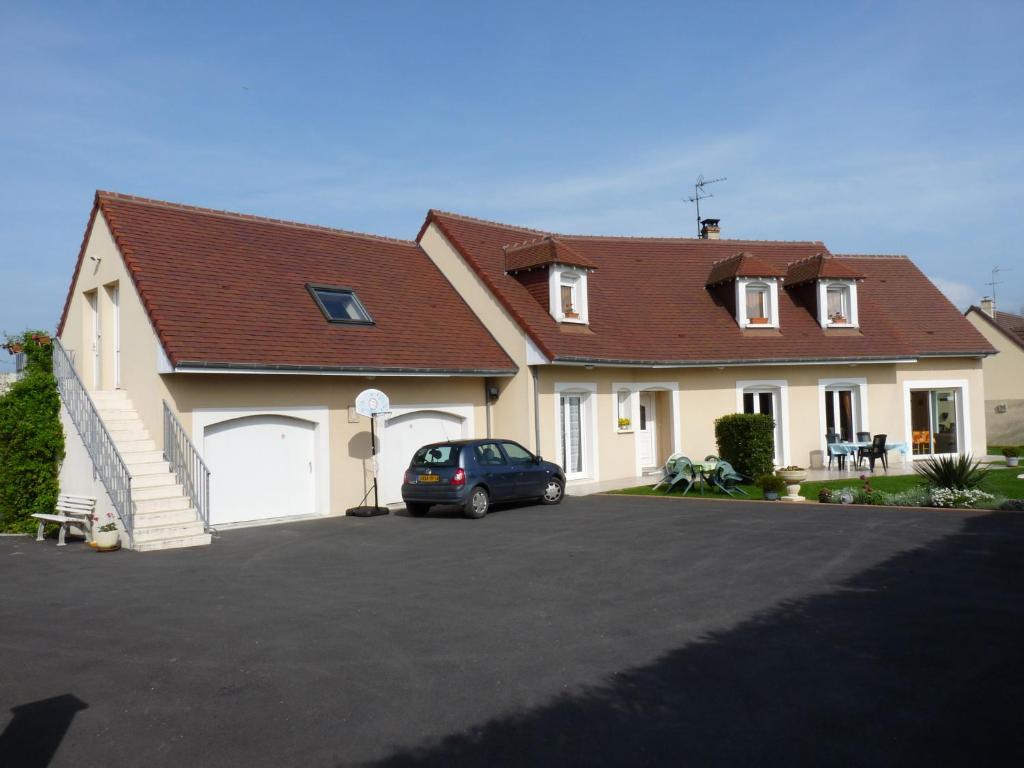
[1003, 447, 1020, 467]
[4, 341, 23, 354]
[756, 474, 787, 501]
[617, 417, 631, 431]
[830, 313, 848, 324]
[775, 465, 808, 501]
[91, 512, 121, 551]
[748, 316, 770, 325]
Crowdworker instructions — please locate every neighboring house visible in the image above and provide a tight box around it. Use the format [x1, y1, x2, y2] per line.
[56, 192, 995, 549]
[965, 300, 1024, 445]
[56, 192, 514, 550]
[416, 211, 995, 480]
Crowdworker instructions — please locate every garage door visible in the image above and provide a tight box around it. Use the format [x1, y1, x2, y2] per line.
[205, 414, 316, 525]
[378, 410, 464, 505]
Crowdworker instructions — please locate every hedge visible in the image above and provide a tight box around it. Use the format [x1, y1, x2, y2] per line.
[715, 413, 776, 479]
[0, 332, 64, 533]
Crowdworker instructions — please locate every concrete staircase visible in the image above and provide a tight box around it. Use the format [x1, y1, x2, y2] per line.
[92, 390, 211, 552]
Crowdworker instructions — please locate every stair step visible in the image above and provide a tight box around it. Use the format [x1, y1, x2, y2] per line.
[109, 428, 151, 442]
[132, 472, 178, 488]
[116, 439, 158, 453]
[102, 415, 145, 428]
[132, 483, 185, 501]
[135, 495, 192, 514]
[133, 532, 212, 552]
[96, 401, 135, 413]
[124, 451, 166, 467]
[133, 507, 199, 527]
[132, 520, 206, 543]
[91, 390, 129, 401]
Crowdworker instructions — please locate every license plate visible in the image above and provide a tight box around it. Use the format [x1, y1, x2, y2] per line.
[418, 474, 440, 483]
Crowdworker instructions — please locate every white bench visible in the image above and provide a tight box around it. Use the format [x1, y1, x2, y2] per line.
[31, 494, 96, 546]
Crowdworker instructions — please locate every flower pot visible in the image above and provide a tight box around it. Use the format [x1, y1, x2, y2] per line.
[763, 490, 780, 501]
[748, 317, 769, 325]
[93, 528, 120, 551]
[775, 469, 807, 502]
[1007, 457, 1020, 467]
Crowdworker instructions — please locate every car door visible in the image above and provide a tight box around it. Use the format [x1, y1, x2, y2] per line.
[499, 441, 545, 498]
[471, 442, 517, 501]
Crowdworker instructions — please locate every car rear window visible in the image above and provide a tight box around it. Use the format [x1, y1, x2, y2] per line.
[411, 445, 461, 467]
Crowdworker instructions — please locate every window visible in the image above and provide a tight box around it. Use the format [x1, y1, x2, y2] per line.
[746, 284, 769, 322]
[501, 442, 535, 465]
[549, 266, 589, 323]
[827, 285, 850, 324]
[411, 444, 460, 467]
[474, 443, 506, 466]
[738, 380, 787, 466]
[308, 285, 373, 324]
[616, 389, 632, 430]
[824, 388, 856, 441]
[910, 388, 960, 455]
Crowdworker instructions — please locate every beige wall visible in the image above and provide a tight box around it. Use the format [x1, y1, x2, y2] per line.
[966, 312, 1024, 443]
[418, 223, 536, 448]
[529, 359, 987, 486]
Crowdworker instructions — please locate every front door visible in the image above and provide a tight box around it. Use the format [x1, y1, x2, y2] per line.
[638, 392, 657, 469]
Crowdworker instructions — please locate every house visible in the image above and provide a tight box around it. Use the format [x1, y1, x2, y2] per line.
[55, 192, 995, 550]
[965, 299, 1024, 445]
[56, 192, 514, 550]
[415, 211, 995, 480]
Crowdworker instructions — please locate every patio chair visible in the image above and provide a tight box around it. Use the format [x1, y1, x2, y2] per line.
[651, 452, 686, 491]
[826, 432, 846, 470]
[708, 459, 749, 496]
[661, 456, 699, 495]
[859, 433, 889, 471]
[856, 431, 871, 443]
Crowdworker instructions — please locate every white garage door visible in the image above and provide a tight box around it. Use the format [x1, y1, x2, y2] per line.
[378, 410, 464, 505]
[205, 414, 316, 525]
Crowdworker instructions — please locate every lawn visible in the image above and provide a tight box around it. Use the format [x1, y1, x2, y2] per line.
[611, 467, 1024, 505]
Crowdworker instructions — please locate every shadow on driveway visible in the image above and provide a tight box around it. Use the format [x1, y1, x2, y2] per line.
[0, 694, 89, 768]
[368, 511, 1024, 767]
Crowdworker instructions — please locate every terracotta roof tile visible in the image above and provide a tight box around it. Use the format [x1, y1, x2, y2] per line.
[58, 193, 516, 374]
[504, 237, 598, 273]
[422, 211, 995, 364]
[706, 252, 787, 286]
[784, 253, 865, 286]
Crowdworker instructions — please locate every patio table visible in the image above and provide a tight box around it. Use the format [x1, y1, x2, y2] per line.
[828, 441, 910, 469]
[688, 460, 718, 493]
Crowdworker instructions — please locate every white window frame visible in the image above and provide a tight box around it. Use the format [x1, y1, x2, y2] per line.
[612, 381, 683, 476]
[901, 379, 971, 459]
[735, 277, 780, 328]
[735, 379, 790, 467]
[817, 377, 869, 455]
[549, 264, 589, 324]
[554, 382, 598, 480]
[616, 388, 633, 432]
[818, 279, 859, 328]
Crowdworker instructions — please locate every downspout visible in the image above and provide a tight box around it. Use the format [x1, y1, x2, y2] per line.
[532, 366, 541, 455]
[484, 377, 492, 438]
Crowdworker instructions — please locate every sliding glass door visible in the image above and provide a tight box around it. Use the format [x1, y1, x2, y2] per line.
[910, 388, 960, 455]
[824, 388, 856, 442]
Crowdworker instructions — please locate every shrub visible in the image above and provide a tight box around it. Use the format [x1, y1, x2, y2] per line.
[715, 413, 775, 479]
[1003, 447, 1019, 458]
[999, 499, 1024, 511]
[872, 486, 930, 508]
[755, 474, 787, 494]
[914, 454, 989, 490]
[818, 488, 833, 503]
[0, 332, 64, 533]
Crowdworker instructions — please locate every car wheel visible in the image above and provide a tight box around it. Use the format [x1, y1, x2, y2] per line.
[464, 486, 489, 519]
[406, 502, 430, 517]
[540, 479, 565, 505]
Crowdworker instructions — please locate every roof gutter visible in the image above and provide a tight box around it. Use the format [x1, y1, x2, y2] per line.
[172, 361, 518, 377]
[548, 351, 993, 368]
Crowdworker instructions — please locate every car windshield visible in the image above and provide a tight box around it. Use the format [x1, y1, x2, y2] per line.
[411, 444, 460, 468]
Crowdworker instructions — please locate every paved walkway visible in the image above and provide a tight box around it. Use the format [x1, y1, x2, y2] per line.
[2, 496, 1022, 766]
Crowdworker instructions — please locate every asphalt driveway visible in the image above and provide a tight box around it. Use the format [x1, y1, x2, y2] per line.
[2, 495, 1023, 767]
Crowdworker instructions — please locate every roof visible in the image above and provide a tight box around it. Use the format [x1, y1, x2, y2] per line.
[706, 252, 787, 286]
[784, 253, 865, 286]
[58, 192, 517, 375]
[504, 237, 597, 273]
[966, 306, 1024, 353]
[420, 210, 996, 365]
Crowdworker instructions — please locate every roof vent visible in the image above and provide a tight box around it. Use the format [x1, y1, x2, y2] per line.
[700, 218, 721, 240]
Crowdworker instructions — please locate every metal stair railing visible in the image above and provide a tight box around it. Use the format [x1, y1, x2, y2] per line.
[163, 400, 210, 530]
[52, 337, 135, 545]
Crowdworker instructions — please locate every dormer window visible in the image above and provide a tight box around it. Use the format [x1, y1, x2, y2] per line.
[549, 264, 589, 324]
[745, 283, 771, 325]
[818, 280, 859, 327]
[705, 252, 785, 330]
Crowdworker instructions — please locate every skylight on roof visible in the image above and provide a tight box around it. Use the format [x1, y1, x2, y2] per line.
[308, 285, 374, 324]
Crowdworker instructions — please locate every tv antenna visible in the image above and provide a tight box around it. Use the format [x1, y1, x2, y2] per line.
[686, 175, 726, 237]
[986, 266, 1010, 305]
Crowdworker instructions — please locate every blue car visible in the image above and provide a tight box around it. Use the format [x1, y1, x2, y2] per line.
[401, 439, 566, 518]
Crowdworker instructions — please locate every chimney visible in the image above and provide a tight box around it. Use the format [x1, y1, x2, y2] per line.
[981, 296, 996, 318]
[700, 218, 721, 240]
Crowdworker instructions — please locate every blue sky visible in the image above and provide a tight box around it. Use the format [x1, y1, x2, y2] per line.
[2, 0, 1022, 369]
